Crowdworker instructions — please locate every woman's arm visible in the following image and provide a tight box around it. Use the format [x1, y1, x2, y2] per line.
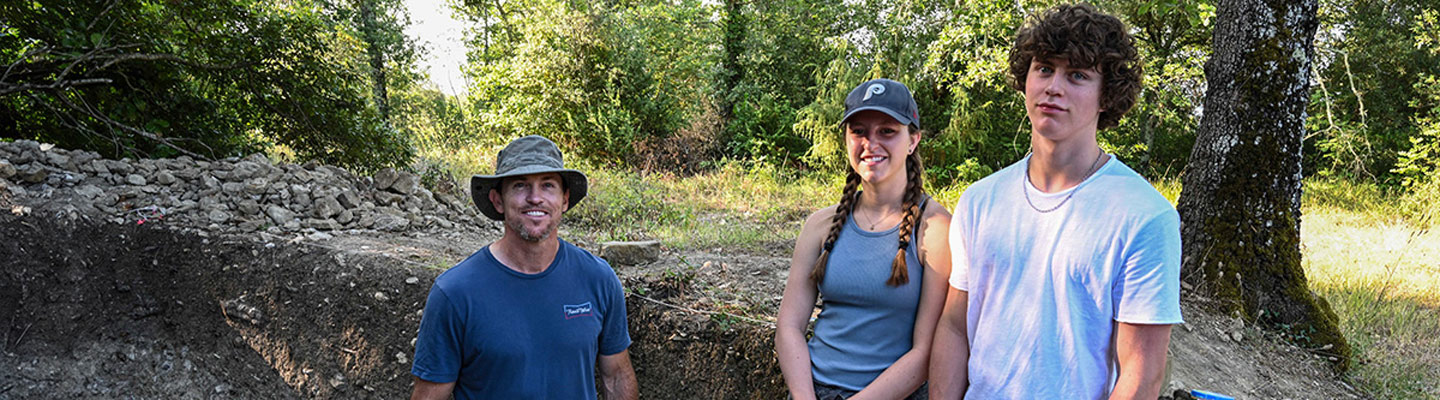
[775, 206, 837, 400]
[850, 200, 952, 400]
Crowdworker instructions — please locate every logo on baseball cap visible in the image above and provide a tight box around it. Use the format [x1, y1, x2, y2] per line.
[840, 78, 920, 130]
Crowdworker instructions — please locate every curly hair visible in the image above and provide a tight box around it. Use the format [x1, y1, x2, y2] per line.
[1008, 3, 1142, 130]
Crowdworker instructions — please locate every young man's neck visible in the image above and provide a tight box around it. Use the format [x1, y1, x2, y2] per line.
[1027, 132, 1107, 193]
[492, 233, 561, 274]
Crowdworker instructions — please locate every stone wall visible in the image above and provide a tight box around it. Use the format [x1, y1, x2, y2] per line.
[0, 140, 491, 237]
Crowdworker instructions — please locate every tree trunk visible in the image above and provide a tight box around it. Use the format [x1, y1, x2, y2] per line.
[1177, 0, 1350, 370]
[719, 0, 746, 126]
[358, 0, 389, 121]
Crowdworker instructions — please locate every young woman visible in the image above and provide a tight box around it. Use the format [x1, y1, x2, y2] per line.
[776, 78, 952, 400]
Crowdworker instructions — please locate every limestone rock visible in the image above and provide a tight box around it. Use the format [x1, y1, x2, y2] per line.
[107, 159, 134, 175]
[230, 161, 265, 181]
[599, 240, 663, 266]
[303, 218, 342, 231]
[19, 165, 48, 184]
[390, 172, 420, 195]
[0, 160, 15, 179]
[237, 199, 262, 216]
[374, 168, 399, 190]
[74, 184, 104, 200]
[155, 171, 177, 185]
[336, 209, 355, 224]
[372, 214, 408, 231]
[374, 191, 403, 206]
[243, 178, 269, 195]
[313, 195, 342, 219]
[337, 190, 362, 209]
[222, 182, 244, 194]
[265, 205, 296, 225]
[46, 151, 71, 168]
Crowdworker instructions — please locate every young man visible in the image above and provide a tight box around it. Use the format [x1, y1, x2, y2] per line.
[929, 4, 1182, 399]
[410, 135, 638, 400]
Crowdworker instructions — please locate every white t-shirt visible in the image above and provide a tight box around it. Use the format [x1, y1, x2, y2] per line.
[949, 155, 1183, 399]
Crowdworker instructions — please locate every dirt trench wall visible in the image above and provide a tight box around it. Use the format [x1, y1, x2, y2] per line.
[1, 214, 785, 399]
[0, 214, 431, 399]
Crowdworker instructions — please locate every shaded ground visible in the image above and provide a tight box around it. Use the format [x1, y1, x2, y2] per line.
[1, 210, 1367, 399]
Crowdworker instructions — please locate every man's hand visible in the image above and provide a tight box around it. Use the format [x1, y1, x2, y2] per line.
[598, 349, 638, 400]
[1108, 322, 1172, 400]
[410, 377, 455, 400]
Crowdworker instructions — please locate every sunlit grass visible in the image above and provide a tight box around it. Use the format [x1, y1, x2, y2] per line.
[566, 163, 834, 251]
[1302, 177, 1440, 399]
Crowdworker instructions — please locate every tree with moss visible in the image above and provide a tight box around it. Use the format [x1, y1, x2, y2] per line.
[1177, 0, 1351, 370]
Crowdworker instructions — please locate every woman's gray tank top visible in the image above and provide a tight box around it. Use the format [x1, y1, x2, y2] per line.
[806, 203, 926, 391]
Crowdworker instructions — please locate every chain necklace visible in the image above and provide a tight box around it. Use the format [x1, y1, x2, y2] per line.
[859, 203, 899, 230]
[1022, 149, 1106, 213]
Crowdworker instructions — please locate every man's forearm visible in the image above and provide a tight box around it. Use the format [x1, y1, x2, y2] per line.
[410, 377, 455, 400]
[598, 350, 639, 400]
[601, 370, 638, 400]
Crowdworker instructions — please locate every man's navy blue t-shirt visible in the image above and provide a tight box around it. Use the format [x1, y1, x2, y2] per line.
[410, 239, 631, 399]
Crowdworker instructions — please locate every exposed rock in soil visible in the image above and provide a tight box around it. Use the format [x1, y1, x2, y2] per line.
[600, 240, 664, 266]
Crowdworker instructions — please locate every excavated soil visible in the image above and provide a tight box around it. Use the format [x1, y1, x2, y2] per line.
[1, 210, 1368, 399]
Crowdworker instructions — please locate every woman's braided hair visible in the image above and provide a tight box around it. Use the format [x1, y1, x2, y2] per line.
[811, 148, 926, 287]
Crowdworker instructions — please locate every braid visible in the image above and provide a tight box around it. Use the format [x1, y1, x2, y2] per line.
[811, 170, 862, 284]
[888, 152, 926, 286]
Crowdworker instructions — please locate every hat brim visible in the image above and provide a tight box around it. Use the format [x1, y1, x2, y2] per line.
[839, 106, 918, 129]
[471, 166, 588, 221]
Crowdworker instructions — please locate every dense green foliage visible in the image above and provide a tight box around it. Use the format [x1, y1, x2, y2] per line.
[4, 0, 1438, 186]
[450, 0, 1214, 181]
[1, 0, 418, 172]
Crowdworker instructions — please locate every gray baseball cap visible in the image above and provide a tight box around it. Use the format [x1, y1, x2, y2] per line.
[839, 78, 921, 130]
[470, 135, 588, 221]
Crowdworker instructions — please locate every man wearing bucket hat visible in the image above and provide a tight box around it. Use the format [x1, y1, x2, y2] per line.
[410, 135, 637, 400]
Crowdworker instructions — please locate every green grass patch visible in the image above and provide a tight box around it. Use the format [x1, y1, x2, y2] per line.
[564, 162, 834, 251]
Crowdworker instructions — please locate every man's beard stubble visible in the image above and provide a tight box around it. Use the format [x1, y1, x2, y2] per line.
[507, 215, 560, 242]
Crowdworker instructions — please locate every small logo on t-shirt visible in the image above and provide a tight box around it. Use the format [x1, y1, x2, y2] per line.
[563, 302, 593, 319]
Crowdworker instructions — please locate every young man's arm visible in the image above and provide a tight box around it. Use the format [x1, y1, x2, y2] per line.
[927, 288, 969, 399]
[410, 378, 455, 400]
[1108, 322, 1171, 400]
[598, 350, 638, 400]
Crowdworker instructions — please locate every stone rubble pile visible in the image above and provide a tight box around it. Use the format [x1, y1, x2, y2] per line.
[0, 140, 493, 236]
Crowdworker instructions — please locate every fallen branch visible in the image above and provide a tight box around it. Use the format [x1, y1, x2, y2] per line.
[51, 88, 212, 160]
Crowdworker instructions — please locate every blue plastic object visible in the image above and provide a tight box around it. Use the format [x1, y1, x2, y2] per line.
[1190, 389, 1235, 400]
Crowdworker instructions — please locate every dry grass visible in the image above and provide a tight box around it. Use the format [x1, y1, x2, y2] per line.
[1302, 178, 1440, 399]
